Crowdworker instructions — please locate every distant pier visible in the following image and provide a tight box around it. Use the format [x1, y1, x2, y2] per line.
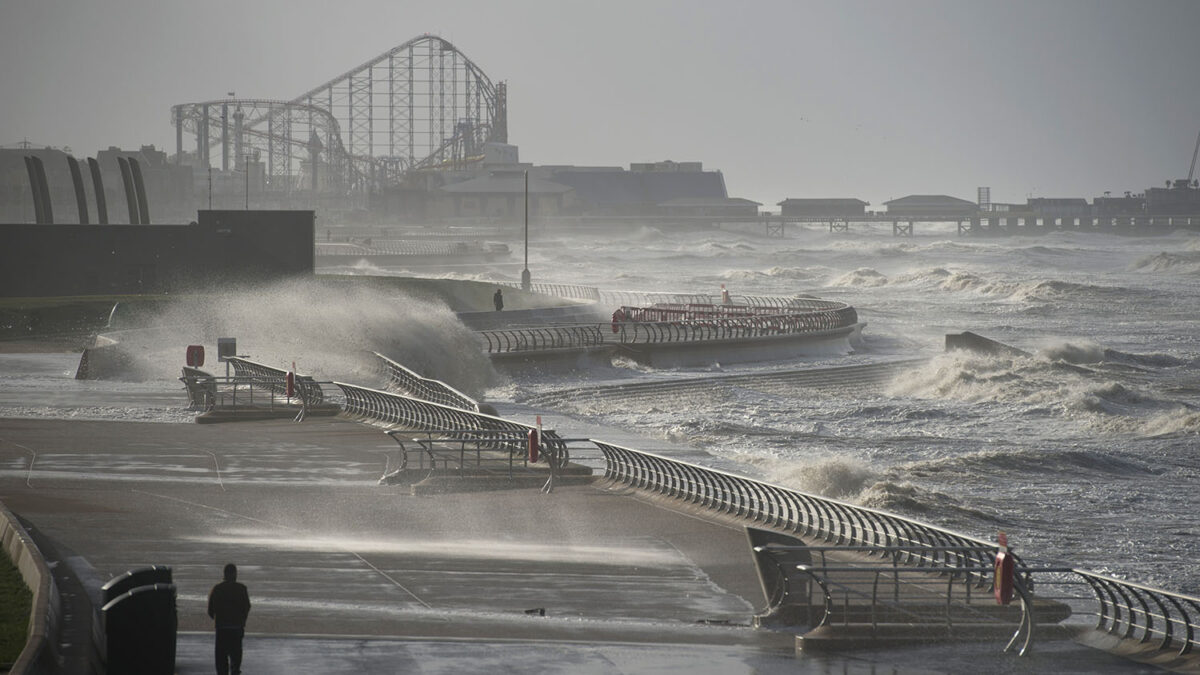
[556, 213, 1200, 237]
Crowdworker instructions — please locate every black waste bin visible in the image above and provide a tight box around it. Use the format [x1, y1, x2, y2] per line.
[101, 582, 177, 675]
[101, 565, 172, 605]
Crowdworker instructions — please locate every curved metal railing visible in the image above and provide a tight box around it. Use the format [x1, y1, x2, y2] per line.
[373, 352, 480, 412]
[479, 308, 858, 354]
[592, 440, 1006, 585]
[592, 439, 1200, 662]
[615, 306, 858, 343]
[226, 357, 325, 404]
[479, 325, 606, 353]
[335, 382, 567, 464]
[599, 290, 712, 307]
[1072, 570, 1200, 657]
[498, 281, 602, 302]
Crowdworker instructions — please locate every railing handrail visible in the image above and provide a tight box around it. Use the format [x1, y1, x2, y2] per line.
[226, 357, 324, 404]
[478, 309, 859, 355]
[1071, 569, 1200, 604]
[1068, 568, 1200, 656]
[593, 439, 1200, 661]
[592, 439, 1010, 589]
[373, 352, 480, 412]
[592, 439, 994, 546]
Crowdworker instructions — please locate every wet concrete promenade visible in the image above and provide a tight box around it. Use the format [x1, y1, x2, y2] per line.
[0, 416, 838, 673]
[1, 414, 1152, 674]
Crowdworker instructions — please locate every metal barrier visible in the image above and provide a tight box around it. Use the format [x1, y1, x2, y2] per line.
[226, 357, 324, 404]
[1071, 569, 1200, 657]
[177, 371, 314, 412]
[599, 290, 711, 307]
[616, 306, 857, 342]
[595, 440, 1200, 663]
[498, 281, 602, 302]
[592, 440, 1007, 584]
[385, 430, 540, 478]
[335, 382, 568, 465]
[479, 305, 858, 354]
[488, 282, 835, 312]
[373, 352, 480, 412]
[619, 301, 848, 322]
[479, 325, 606, 353]
[179, 366, 216, 410]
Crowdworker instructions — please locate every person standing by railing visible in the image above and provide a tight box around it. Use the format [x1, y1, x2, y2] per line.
[494, 288, 504, 311]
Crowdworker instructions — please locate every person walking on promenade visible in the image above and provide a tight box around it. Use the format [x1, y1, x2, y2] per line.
[208, 563, 251, 675]
[494, 287, 505, 311]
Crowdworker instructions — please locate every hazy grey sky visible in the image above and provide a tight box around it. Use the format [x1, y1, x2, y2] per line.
[2, 0, 1198, 208]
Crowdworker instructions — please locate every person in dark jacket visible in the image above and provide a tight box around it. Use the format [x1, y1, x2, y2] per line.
[493, 288, 504, 311]
[208, 563, 251, 675]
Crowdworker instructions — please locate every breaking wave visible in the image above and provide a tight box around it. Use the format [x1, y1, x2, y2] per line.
[1130, 252, 1200, 275]
[750, 455, 877, 500]
[86, 277, 498, 396]
[856, 480, 1000, 525]
[832, 266, 1137, 303]
[885, 351, 1197, 436]
[830, 268, 889, 287]
[896, 446, 1158, 480]
[719, 266, 825, 282]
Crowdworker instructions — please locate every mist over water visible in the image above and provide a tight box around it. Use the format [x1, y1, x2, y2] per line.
[104, 278, 497, 395]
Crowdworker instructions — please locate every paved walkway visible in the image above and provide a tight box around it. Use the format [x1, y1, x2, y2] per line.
[0, 417, 804, 673]
[1, 415, 1148, 673]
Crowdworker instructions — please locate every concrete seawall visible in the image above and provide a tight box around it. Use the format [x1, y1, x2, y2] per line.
[1, 502, 59, 675]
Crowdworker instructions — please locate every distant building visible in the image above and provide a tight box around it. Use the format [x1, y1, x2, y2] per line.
[1144, 181, 1200, 215]
[1027, 198, 1090, 217]
[547, 162, 728, 216]
[777, 198, 868, 218]
[434, 169, 575, 220]
[1093, 192, 1144, 216]
[658, 197, 760, 218]
[0, 145, 193, 224]
[883, 195, 977, 218]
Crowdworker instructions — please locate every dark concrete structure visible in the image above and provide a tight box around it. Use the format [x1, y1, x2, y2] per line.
[657, 197, 760, 218]
[548, 163, 728, 217]
[1026, 197, 1090, 217]
[435, 170, 575, 220]
[1144, 181, 1200, 215]
[0, 210, 314, 297]
[777, 198, 868, 218]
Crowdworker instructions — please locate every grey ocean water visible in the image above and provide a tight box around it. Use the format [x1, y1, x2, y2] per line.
[487, 222, 1200, 596]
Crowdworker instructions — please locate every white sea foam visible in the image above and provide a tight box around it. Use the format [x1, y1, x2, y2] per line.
[751, 455, 876, 500]
[830, 268, 889, 287]
[89, 277, 497, 396]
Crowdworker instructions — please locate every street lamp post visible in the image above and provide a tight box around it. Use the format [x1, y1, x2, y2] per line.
[521, 170, 531, 291]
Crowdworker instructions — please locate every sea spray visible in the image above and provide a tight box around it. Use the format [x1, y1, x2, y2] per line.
[754, 455, 876, 500]
[92, 277, 498, 395]
[1036, 340, 1106, 364]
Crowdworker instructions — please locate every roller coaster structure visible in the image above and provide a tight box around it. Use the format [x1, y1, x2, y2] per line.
[170, 34, 506, 196]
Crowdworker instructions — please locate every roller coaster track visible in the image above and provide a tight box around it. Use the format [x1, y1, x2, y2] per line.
[172, 34, 505, 191]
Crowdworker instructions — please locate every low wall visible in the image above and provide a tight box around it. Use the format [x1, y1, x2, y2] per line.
[0, 502, 60, 675]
